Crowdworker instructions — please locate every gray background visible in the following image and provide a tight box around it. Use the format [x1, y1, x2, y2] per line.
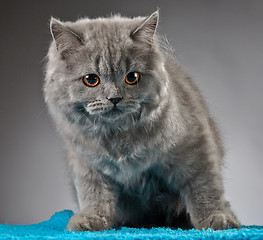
[0, 0, 262, 225]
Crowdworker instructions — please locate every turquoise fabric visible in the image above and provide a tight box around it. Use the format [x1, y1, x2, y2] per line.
[1, 210, 262, 239]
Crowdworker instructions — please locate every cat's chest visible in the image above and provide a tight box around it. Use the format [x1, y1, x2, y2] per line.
[80, 134, 161, 184]
[120, 168, 173, 202]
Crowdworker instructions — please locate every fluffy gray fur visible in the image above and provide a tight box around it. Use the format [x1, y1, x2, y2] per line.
[44, 11, 240, 231]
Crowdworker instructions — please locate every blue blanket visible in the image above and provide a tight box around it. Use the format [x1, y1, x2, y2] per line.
[0, 210, 262, 239]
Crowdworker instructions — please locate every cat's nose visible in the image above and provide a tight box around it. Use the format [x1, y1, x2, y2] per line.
[107, 97, 123, 105]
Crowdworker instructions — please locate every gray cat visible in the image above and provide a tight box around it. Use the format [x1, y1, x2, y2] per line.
[44, 11, 240, 231]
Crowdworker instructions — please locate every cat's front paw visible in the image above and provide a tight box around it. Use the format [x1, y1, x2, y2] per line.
[67, 213, 111, 231]
[195, 213, 240, 230]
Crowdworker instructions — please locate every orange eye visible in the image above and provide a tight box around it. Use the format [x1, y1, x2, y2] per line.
[125, 72, 140, 85]
[83, 74, 100, 87]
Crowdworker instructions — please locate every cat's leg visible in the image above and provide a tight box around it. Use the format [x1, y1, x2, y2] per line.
[66, 165, 118, 231]
[179, 165, 240, 230]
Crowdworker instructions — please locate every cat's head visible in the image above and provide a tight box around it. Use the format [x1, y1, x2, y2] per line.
[44, 11, 168, 132]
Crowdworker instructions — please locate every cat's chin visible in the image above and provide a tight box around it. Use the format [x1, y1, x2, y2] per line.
[101, 107, 125, 120]
[101, 107, 140, 121]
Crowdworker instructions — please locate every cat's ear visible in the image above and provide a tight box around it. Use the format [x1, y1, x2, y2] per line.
[50, 17, 84, 58]
[131, 10, 159, 45]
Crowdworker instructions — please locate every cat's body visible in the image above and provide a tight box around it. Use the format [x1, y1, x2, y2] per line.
[44, 11, 240, 231]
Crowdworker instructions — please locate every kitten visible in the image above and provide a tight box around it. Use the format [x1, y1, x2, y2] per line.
[44, 11, 240, 231]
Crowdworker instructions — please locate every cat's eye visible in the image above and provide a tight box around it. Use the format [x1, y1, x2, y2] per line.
[83, 74, 100, 87]
[125, 72, 140, 85]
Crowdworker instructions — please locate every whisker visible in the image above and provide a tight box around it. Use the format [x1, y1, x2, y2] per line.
[35, 107, 47, 119]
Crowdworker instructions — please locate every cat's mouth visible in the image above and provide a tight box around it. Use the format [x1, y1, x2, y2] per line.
[71, 102, 143, 128]
[102, 106, 124, 119]
[77, 100, 143, 123]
